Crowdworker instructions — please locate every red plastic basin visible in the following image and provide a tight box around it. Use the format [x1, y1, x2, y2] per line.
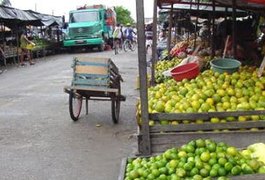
[170, 63, 199, 81]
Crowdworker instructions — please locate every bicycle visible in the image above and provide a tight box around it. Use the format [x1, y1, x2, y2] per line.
[113, 38, 123, 55]
[123, 39, 136, 52]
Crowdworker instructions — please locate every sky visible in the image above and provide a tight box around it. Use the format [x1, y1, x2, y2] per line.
[11, 0, 154, 20]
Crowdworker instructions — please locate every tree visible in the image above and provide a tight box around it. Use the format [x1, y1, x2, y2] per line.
[0, 0, 11, 6]
[114, 6, 134, 25]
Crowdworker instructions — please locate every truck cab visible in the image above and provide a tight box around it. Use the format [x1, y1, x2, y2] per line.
[63, 5, 115, 51]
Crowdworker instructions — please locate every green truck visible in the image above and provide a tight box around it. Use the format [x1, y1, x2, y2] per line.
[63, 5, 116, 51]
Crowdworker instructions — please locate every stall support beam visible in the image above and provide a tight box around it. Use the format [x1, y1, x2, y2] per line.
[211, 0, 216, 57]
[167, 3, 173, 54]
[151, 0, 158, 86]
[232, 0, 237, 58]
[136, 0, 151, 155]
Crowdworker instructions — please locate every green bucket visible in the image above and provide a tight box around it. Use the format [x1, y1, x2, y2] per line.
[210, 58, 241, 74]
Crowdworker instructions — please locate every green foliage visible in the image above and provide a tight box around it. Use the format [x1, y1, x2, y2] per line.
[114, 6, 134, 25]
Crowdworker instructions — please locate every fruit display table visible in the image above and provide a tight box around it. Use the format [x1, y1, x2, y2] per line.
[136, 66, 265, 154]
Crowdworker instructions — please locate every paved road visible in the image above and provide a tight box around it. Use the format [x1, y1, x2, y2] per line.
[0, 50, 140, 180]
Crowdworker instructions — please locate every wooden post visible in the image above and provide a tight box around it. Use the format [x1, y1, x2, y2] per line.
[136, 0, 151, 155]
[151, 0, 158, 86]
[194, 0, 200, 50]
[211, 0, 216, 57]
[167, 3, 173, 54]
[232, 0, 237, 58]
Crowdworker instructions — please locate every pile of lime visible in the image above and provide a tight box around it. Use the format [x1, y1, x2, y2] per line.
[136, 66, 265, 126]
[124, 139, 265, 180]
[155, 58, 182, 84]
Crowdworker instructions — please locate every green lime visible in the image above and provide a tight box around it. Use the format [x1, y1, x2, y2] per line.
[158, 174, 167, 180]
[196, 139, 206, 148]
[224, 162, 233, 172]
[209, 158, 217, 166]
[176, 168, 186, 177]
[195, 160, 204, 169]
[129, 170, 139, 179]
[200, 168, 209, 177]
[169, 159, 179, 169]
[218, 157, 227, 166]
[241, 163, 254, 174]
[212, 163, 221, 170]
[200, 152, 211, 162]
[218, 167, 227, 176]
[226, 147, 238, 156]
[159, 167, 168, 174]
[209, 168, 218, 177]
[217, 177, 230, 180]
[193, 174, 203, 180]
[186, 144, 195, 153]
[190, 167, 199, 176]
[184, 162, 195, 171]
[151, 168, 160, 177]
[231, 165, 241, 176]
[206, 142, 217, 152]
[147, 173, 156, 180]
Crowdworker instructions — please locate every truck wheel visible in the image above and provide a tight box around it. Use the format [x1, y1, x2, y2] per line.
[98, 44, 104, 52]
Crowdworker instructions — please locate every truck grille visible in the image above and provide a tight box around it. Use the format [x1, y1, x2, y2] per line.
[69, 27, 93, 38]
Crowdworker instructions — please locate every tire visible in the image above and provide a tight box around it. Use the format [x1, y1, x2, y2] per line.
[118, 44, 123, 54]
[123, 40, 130, 52]
[98, 44, 104, 52]
[111, 82, 121, 124]
[130, 41, 137, 51]
[69, 91, 82, 121]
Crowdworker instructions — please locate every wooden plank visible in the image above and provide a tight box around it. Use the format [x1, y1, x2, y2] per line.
[72, 79, 109, 87]
[76, 61, 108, 67]
[232, 174, 265, 180]
[150, 121, 265, 133]
[149, 110, 265, 121]
[148, 130, 265, 153]
[74, 56, 109, 64]
[64, 85, 119, 94]
[118, 158, 127, 180]
[75, 65, 108, 75]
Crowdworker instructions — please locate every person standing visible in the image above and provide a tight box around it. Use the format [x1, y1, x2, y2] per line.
[20, 30, 35, 66]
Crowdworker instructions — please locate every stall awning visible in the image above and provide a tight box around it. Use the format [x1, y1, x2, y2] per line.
[215, 0, 265, 12]
[0, 5, 62, 27]
[160, 3, 248, 18]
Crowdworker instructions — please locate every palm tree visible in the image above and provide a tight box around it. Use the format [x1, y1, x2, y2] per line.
[0, 0, 11, 6]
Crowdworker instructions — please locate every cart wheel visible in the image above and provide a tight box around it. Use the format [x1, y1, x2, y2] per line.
[111, 98, 120, 124]
[111, 82, 121, 124]
[69, 91, 82, 121]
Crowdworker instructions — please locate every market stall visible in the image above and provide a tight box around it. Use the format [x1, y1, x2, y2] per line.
[121, 0, 265, 179]
[0, 5, 62, 66]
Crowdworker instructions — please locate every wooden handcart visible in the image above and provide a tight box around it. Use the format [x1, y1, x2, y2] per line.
[64, 56, 126, 123]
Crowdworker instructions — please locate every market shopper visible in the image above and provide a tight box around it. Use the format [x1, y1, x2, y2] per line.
[112, 23, 123, 49]
[124, 23, 136, 43]
[19, 30, 35, 66]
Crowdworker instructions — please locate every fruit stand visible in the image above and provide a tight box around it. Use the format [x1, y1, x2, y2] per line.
[119, 0, 265, 179]
[136, 0, 265, 155]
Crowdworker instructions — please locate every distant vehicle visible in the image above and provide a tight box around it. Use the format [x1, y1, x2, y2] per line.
[63, 4, 116, 51]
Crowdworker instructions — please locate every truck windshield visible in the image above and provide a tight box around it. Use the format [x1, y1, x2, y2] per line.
[69, 11, 99, 23]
